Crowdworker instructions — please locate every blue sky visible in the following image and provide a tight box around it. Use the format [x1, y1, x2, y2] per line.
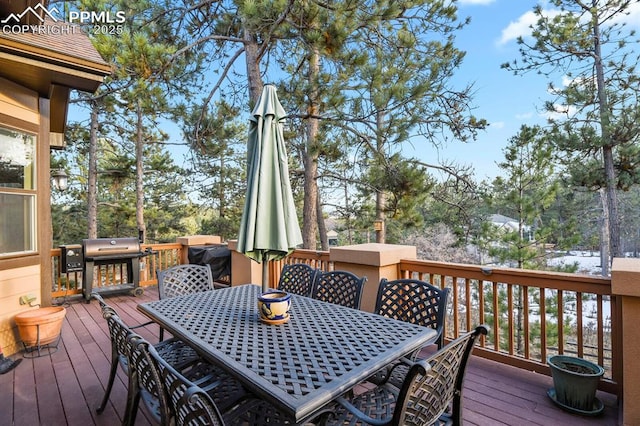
[414, 0, 639, 182]
[416, 0, 556, 182]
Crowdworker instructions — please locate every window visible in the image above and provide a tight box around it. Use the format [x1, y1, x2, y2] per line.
[0, 126, 36, 256]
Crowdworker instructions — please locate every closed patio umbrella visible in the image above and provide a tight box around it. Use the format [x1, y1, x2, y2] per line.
[237, 84, 303, 293]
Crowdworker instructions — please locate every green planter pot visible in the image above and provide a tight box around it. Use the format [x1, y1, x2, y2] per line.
[547, 355, 605, 416]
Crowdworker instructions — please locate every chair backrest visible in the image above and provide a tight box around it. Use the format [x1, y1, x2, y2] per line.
[375, 278, 450, 348]
[311, 270, 367, 309]
[142, 339, 225, 426]
[393, 325, 488, 426]
[277, 263, 318, 297]
[158, 264, 214, 300]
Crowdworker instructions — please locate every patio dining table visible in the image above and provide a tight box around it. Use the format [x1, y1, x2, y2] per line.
[137, 283, 437, 423]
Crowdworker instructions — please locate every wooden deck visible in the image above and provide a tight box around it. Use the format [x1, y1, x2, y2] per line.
[1, 287, 619, 426]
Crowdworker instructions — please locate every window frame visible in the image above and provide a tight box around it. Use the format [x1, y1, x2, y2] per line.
[0, 122, 38, 259]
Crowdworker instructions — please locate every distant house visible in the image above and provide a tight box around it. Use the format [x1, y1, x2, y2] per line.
[327, 230, 338, 246]
[489, 214, 519, 232]
[488, 214, 532, 240]
[0, 0, 110, 355]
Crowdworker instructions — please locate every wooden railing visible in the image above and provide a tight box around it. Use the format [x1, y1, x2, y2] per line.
[51, 243, 183, 298]
[268, 249, 333, 287]
[397, 259, 620, 395]
[50, 243, 620, 395]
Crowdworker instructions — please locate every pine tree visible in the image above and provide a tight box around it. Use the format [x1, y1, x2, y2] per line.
[502, 0, 640, 274]
[487, 125, 560, 269]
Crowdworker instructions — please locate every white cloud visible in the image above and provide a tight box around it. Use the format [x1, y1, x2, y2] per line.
[458, 0, 496, 5]
[542, 103, 578, 121]
[498, 10, 539, 45]
[611, 1, 640, 29]
[555, 75, 595, 94]
[490, 121, 505, 129]
[498, 8, 563, 46]
[500, 3, 640, 46]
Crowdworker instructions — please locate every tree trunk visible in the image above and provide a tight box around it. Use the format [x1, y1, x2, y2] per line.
[135, 102, 145, 243]
[375, 110, 386, 243]
[302, 48, 320, 249]
[243, 27, 263, 105]
[344, 178, 353, 245]
[87, 104, 98, 239]
[219, 156, 225, 219]
[599, 188, 610, 276]
[317, 192, 328, 250]
[375, 191, 386, 243]
[593, 14, 620, 265]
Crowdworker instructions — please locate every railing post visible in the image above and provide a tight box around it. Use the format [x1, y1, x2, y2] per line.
[611, 257, 640, 425]
[176, 235, 222, 265]
[227, 240, 263, 287]
[329, 243, 417, 312]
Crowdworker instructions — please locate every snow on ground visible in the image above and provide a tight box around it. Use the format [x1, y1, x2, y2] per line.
[547, 252, 603, 275]
[546, 251, 611, 327]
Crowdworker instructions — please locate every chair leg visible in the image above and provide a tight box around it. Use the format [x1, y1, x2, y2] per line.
[122, 373, 141, 426]
[159, 326, 164, 342]
[96, 350, 119, 413]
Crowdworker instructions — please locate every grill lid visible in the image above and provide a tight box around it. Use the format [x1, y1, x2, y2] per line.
[82, 237, 141, 258]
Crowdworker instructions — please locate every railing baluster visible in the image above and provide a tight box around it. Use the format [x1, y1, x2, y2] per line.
[523, 285, 530, 359]
[597, 294, 604, 366]
[577, 291, 584, 358]
[492, 281, 499, 352]
[558, 290, 564, 355]
[452, 276, 459, 338]
[465, 278, 472, 333]
[478, 280, 485, 347]
[508, 284, 514, 355]
[540, 288, 548, 361]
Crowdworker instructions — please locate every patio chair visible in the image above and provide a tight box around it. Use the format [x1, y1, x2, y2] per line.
[322, 325, 488, 426]
[375, 278, 450, 349]
[157, 264, 214, 340]
[93, 293, 241, 425]
[128, 334, 247, 425]
[139, 336, 297, 425]
[368, 278, 450, 387]
[311, 270, 367, 309]
[277, 263, 318, 297]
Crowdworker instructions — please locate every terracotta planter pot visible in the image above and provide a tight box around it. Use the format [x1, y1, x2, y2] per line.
[14, 307, 66, 346]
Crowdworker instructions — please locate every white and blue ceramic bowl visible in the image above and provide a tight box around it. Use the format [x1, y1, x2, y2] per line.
[258, 291, 291, 322]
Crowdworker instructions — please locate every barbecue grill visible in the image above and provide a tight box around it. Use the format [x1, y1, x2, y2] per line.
[82, 237, 148, 302]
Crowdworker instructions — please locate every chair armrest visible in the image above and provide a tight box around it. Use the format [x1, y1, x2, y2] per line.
[334, 397, 391, 426]
[195, 376, 223, 391]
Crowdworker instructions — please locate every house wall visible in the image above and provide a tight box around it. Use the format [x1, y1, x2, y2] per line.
[0, 265, 40, 354]
[0, 76, 50, 356]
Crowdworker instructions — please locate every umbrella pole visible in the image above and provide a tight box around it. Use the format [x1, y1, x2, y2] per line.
[262, 258, 269, 293]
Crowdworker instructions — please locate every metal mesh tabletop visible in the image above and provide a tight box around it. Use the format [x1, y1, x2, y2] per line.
[138, 284, 436, 422]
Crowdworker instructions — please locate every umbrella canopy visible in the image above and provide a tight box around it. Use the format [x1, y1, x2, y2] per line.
[237, 84, 303, 292]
